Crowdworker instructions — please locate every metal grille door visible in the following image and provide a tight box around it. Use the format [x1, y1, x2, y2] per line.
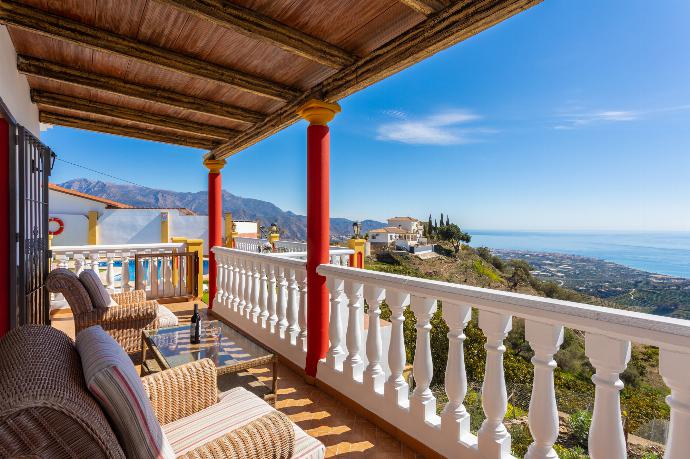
[11, 126, 54, 327]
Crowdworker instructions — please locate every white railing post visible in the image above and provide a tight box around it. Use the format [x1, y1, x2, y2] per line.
[659, 349, 690, 459]
[232, 255, 241, 311]
[244, 260, 254, 319]
[215, 252, 225, 308]
[478, 310, 512, 459]
[88, 252, 100, 277]
[222, 253, 232, 308]
[251, 260, 261, 322]
[410, 294, 437, 422]
[259, 262, 269, 327]
[326, 276, 346, 370]
[74, 254, 84, 275]
[385, 289, 410, 407]
[238, 258, 247, 315]
[267, 264, 278, 332]
[363, 284, 385, 393]
[585, 333, 630, 459]
[525, 321, 564, 459]
[297, 269, 308, 351]
[277, 266, 289, 338]
[441, 302, 473, 443]
[343, 279, 364, 381]
[121, 253, 131, 292]
[287, 268, 300, 343]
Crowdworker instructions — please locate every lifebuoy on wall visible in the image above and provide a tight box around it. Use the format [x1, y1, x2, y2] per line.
[48, 217, 65, 236]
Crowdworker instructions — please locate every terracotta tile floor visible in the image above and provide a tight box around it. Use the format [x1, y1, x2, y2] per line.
[50, 301, 423, 458]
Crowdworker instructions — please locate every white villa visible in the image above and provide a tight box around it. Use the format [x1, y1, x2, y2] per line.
[368, 216, 425, 248]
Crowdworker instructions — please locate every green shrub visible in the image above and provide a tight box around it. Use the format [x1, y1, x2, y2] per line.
[568, 410, 592, 449]
[554, 444, 588, 459]
[508, 423, 533, 458]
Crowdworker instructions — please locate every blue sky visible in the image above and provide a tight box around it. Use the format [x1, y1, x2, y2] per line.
[45, 0, 690, 231]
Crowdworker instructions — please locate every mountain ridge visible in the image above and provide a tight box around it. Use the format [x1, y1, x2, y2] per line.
[58, 178, 385, 241]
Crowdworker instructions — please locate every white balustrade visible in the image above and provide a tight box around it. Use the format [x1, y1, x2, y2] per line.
[208, 248, 690, 459]
[50, 243, 186, 306]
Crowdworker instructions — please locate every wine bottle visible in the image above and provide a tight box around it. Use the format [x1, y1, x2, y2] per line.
[190, 303, 201, 344]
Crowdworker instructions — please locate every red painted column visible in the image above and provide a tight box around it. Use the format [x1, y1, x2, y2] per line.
[297, 100, 341, 378]
[0, 118, 9, 336]
[204, 158, 226, 309]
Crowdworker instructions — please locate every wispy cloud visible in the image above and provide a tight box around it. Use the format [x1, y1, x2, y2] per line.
[554, 104, 690, 130]
[376, 109, 486, 145]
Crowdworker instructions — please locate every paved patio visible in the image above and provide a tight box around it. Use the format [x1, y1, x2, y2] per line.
[51, 301, 421, 458]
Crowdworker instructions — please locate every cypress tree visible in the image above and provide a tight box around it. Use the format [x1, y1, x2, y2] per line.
[440, 213, 444, 228]
[446, 215, 450, 226]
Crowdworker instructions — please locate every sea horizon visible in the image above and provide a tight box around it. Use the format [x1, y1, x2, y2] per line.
[466, 229, 690, 279]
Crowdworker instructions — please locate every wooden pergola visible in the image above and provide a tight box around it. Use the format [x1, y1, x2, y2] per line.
[0, 0, 540, 157]
[1, 0, 541, 377]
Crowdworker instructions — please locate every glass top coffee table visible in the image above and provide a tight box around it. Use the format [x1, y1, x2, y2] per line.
[141, 320, 278, 405]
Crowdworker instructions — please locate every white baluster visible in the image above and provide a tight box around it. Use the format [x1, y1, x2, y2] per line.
[297, 269, 308, 352]
[58, 254, 69, 270]
[363, 285, 385, 393]
[478, 310, 512, 458]
[224, 254, 234, 308]
[136, 254, 146, 291]
[238, 258, 247, 315]
[441, 302, 473, 443]
[259, 262, 269, 327]
[88, 252, 100, 277]
[343, 279, 364, 381]
[232, 256, 241, 311]
[215, 252, 225, 308]
[525, 321, 564, 459]
[122, 254, 131, 292]
[251, 260, 261, 321]
[585, 334, 630, 459]
[341, 254, 349, 266]
[244, 260, 254, 320]
[326, 276, 346, 370]
[385, 289, 411, 407]
[73, 254, 84, 275]
[277, 266, 289, 338]
[150, 253, 159, 298]
[410, 294, 437, 422]
[105, 254, 115, 292]
[267, 264, 278, 332]
[659, 349, 690, 459]
[287, 268, 300, 343]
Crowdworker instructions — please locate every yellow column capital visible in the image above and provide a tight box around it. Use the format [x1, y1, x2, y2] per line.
[203, 157, 226, 173]
[296, 99, 341, 126]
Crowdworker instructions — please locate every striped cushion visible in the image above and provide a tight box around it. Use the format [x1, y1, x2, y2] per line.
[165, 387, 325, 459]
[79, 269, 114, 309]
[77, 326, 175, 459]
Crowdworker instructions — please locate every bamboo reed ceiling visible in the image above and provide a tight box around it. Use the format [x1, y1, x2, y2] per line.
[1, 0, 542, 158]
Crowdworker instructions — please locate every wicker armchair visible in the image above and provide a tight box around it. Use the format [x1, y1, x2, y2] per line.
[0, 325, 298, 459]
[47, 268, 158, 353]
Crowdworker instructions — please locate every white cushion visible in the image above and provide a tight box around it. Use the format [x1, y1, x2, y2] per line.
[156, 305, 179, 327]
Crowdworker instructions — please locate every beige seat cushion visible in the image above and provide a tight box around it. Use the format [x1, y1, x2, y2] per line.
[77, 326, 175, 459]
[156, 304, 179, 327]
[46, 268, 93, 314]
[80, 270, 116, 309]
[166, 386, 325, 458]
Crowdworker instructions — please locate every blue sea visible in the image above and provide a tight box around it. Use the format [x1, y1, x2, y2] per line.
[468, 231, 690, 279]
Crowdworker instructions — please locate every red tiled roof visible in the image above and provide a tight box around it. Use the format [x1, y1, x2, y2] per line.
[48, 183, 132, 209]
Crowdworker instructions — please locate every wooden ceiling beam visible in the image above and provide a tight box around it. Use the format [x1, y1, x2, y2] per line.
[17, 55, 265, 124]
[31, 90, 239, 140]
[40, 111, 220, 150]
[397, 0, 447, 16]
[0, 0, 299, 101]
[157, 0, 355, 68]
[210, 0, 542, 159]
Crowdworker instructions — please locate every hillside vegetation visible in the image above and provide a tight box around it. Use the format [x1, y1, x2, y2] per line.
[366, 245, 668, 458]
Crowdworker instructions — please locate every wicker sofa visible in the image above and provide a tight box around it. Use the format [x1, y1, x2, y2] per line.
[0, 325, 326, 458]
[47, 268, 177, 354]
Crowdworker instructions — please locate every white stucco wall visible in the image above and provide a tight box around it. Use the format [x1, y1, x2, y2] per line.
[0, 26, 39, 135]
[170, 215, 210, 252]
[50, 213, 89, 246]
[49, 189, 108, 215]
